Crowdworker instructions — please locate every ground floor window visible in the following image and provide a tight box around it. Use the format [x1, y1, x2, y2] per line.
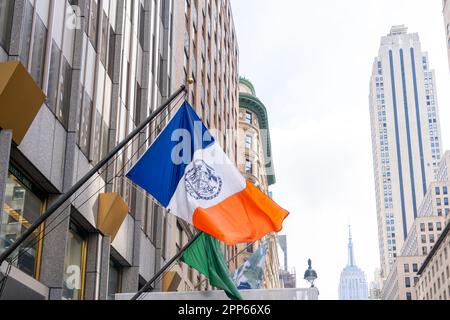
[107, 259, 122, 300]
[62, 222, 87, 300]
[0, 164, 45, 278]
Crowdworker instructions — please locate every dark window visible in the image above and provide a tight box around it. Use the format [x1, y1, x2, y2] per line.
[107, 259, 122, 300]
[46, 41, 62, 113]
[405, 277, 411, 288]
[78, 91, 93, 157]
[404, 264, 410, 273]
[57, 58, 72, 129]
[107, 26, 115, 79]
[30, 15, 48, 88]
[88, 0, 99, 50]
[19, 1, 33, 67]
[100, 10, 109, 66]
[0, 0, 14, 52]
[138, 3, 145, 49]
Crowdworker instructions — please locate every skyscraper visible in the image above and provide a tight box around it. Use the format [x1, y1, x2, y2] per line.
[369, 25, 443, 280]
[338, 227, 369, 300]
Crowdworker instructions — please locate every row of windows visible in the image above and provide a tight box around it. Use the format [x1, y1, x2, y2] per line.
[417, 240, 450, 300]
[420, 222, 443, 232]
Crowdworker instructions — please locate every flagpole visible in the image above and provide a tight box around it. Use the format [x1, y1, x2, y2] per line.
[130, 232, 202, 301]
[0, 84, 187, 266]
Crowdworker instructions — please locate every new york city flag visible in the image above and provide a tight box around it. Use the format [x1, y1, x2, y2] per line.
[126, 101, 288, 245]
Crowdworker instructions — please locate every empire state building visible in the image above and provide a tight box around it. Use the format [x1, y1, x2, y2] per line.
[338, 227, 369, 300]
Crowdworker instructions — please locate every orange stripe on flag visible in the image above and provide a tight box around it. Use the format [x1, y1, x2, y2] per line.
[193, 181, 289, 245]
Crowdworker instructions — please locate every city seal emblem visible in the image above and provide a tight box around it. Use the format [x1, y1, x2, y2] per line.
[185, 160, 223, 201]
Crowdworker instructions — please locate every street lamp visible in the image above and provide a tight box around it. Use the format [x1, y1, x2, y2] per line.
[304, 259, 318, 288]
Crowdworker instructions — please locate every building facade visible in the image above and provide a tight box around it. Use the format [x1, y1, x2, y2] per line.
[381, 149, 450, 300]
[368, 269, 382, 300]
[381, 255, 422, 300]
[235, 78, 281, 289]
[369, 25, 443, 281]
[338, 227, 369, 300]
[380, 214, 446, 300]
[415, 222, 450, 300]
[0, 0, 241, 300]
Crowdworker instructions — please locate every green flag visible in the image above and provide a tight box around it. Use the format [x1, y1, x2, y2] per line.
[181, 232, 243, 300]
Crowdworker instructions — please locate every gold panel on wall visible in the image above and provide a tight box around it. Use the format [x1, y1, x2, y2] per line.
[0, 61, 45, 145]
[162, 271, 182, 292]
[97, 193, 129, 241]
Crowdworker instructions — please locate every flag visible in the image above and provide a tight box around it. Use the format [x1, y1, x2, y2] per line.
[126, 101, 289, 245]
[233, 240, 269, 290]
[181, 232, 243, 300]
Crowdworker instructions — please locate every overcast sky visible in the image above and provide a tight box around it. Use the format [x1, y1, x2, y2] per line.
[230, 0, 450, 299]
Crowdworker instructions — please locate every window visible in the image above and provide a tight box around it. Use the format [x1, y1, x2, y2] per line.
[19, 1, 33, 67]
[245, 135, 252, 149]
[245, 159, 253, 174]
[0, 0, 14, 52]
[100, 10, 109, 66]
[30, 15, 48, 88]
[445, 198, 449, 206]
[421, 235, 427, 244]
[437, 222, 442, 231]
[444, 186, 448, 195]
[404, 264, 410, 273]
[420, 223, 425, 232]
[429, 223, 434, 231]
[62, 223, 87, 300]
[406, 292, 412, 300]
[430, 234, 435, 244]
[436, 187, 441, 195]
[437, 198, 442, 206]
[1, 165, 45, 278]
[405, 277, 411, 288]
[88, 0, 99, 50]
[57, 58, 73, 129]
[78, 91, 93, 157]
[413, 264, 419, 273]
[245, 112, 252, 125]
[108, 259, 122, 300]
[46, 41, 62, 113]
[176, 222, 183, 253]
[422, 247, 428, 255]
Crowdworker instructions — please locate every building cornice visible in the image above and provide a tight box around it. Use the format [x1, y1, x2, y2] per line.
[239, 92, 275, 185]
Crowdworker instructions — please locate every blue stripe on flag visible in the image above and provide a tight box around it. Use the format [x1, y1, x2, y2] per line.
[126, 101, 214, 207]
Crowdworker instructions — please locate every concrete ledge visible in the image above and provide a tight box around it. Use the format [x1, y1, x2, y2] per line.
[0, 262, 49, 300]
[116, 287, 320, 301]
